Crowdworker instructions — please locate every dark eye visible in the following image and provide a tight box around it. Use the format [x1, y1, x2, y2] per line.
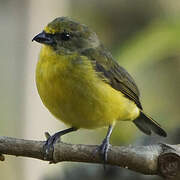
[60, 32, 71, 41]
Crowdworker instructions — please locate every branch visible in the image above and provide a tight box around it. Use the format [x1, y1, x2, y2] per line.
[0, 136, 180, 179]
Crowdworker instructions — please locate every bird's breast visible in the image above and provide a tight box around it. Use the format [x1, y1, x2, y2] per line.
[36, 46, 139, 129]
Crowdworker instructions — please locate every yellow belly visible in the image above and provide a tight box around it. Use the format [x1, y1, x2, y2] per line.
[36, 46, 139, 129]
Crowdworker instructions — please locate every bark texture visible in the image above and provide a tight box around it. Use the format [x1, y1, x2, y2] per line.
[0, 136, 179, 179]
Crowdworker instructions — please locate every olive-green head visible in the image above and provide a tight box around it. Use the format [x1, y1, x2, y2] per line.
[32, 17, 100, 53]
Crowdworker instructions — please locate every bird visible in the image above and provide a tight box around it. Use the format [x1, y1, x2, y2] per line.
[32, 16, 167, 163]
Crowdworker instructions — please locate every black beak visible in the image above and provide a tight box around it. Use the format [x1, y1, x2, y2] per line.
[32, 31, 54, 45]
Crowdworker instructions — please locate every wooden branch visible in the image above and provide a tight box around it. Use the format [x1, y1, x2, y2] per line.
[0, 136, 180, 179]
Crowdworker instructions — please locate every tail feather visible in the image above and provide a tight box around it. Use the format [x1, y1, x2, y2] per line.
[133, 111, 167, 137]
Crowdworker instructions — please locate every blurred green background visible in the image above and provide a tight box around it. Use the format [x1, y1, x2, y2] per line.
[0, 0, 180, 179]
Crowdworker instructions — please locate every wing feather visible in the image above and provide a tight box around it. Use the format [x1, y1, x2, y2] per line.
[81, 46, 142, 109]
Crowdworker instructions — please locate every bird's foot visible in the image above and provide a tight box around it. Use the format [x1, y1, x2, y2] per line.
[43, 131, 62, 161]
[43, 127, 77, 161]
[97, 138, 111, 169]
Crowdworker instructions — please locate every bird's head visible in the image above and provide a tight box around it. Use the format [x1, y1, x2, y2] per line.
[32, 17, 100, 54]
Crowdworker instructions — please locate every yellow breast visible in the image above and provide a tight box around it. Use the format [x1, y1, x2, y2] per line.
[36, 46, 139, 129]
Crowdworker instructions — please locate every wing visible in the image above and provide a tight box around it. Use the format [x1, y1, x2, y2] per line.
[81, 46, 142, 109]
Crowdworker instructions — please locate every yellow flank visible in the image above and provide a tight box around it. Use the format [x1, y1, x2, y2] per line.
[36, 45, 140, 129]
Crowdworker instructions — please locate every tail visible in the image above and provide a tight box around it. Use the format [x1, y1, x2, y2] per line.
[133, 111, 167, 137]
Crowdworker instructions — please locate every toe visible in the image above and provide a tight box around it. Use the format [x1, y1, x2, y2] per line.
[99, 139, 110, 164]
[43, 135, 58, 159]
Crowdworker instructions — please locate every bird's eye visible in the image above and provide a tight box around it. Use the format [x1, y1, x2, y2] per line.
[60, 32, 71, 41]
